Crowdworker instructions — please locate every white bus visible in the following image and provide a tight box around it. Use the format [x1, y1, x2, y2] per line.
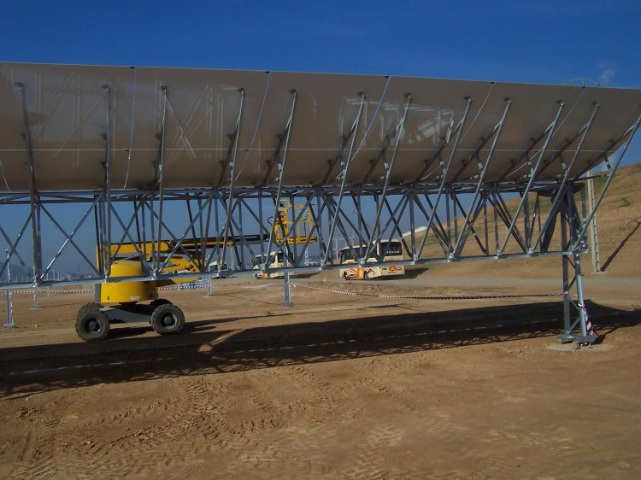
[252, 251, 293, 279]
[338, 240, 405, 280]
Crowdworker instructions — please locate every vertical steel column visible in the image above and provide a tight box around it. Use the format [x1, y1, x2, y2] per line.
[153, 86, 169, 277]
[555, 185, 597, 345]
[262, 90, 298, 306]
[561, 201, 572, 336]
[3, 249, 14, 328]
[258, 190, 265, 258]
[207, 191, 222, 269]
[573, 250, 589, 339]
[99, 83, 113, 303]
[264, 90, 298, 260]
[587, 172, 601, 273]
[409, 187, 417, 262]
[15, 82, 43, 287]
[235, 197, 245, 270]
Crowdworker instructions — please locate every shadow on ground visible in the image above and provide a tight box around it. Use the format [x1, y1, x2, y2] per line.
[602, 218, 641, 271]
[1, 301, 638, 397]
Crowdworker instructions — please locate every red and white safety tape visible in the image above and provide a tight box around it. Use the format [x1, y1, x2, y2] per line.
[2, 282, 595, 334]
[292, 283, 566, 301]
[579, 302, 597, 337]
[0, 288, 94, 295]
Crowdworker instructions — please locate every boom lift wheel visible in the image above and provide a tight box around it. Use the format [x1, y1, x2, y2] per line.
[76, 302, 104, 323]
[76, 308, 110, 341]
[150, 303, 185, 335]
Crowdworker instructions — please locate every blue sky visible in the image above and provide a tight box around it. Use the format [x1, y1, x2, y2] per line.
[1, 0, 640, 89]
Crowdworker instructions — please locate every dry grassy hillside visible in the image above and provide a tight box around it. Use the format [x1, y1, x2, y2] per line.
[411, 162, 641, 279]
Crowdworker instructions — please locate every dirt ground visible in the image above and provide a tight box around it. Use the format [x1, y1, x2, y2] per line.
[1, 164, 640, 479]
[0, 268, 640, 479]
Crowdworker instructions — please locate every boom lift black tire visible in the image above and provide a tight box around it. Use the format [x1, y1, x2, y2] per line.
[150, 304, 185, 335]
[76, 302, 103, 323]
[150, 298, 172, 306]
[76, 309, 110, 341]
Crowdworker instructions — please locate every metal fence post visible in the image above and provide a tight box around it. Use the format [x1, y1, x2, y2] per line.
[3, 249, 15, 328]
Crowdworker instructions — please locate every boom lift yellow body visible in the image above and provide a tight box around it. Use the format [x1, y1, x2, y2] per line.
[75, 201, 316, 341]
[75, 239, 215, 342]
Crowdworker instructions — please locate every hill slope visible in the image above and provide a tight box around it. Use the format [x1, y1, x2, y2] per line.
[416, 162, 641, 280]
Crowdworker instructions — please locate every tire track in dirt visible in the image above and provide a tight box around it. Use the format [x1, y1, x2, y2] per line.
[345, 351, 485, 478]
[220, 364, 360, 476]
[213, 367, 327, 474]
[74, 386, 174, 479]
[286, 364, 365, 422]
[11, 389, 140, 479]
[101, 377, 215, 476]
[8, 396, 69, 480]
[280, 364, 361, 449]
[482, 425, 590, 477]
[193, 371, 292, 476]
[10, 379, 213, 479]
[8, 460, 58, 480]
[168, 370, 306, 476]
[356, 351, 586, 478]
[344, 425, 407, 479]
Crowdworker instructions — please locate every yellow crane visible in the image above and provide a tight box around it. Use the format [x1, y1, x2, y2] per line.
[272, 201, 316, 246]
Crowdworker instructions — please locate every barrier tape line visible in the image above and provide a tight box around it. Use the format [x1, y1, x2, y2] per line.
[1, 282, 572, 301]
[1, 289, 95, 295]
[0, 283, 276, 296]
[3, 281, 595, 339]
[292, 283, 567, 301]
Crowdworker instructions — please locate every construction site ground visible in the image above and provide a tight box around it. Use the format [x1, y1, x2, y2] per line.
[0, 266, 640, 479]
[1, 163, 640, 479]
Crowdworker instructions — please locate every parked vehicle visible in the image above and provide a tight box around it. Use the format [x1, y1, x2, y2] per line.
[339, 240, 405, 280]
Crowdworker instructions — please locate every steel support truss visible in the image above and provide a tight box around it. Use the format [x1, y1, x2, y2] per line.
[1, 83, 639, 346]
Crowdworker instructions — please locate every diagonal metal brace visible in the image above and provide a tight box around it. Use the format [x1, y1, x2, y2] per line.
[15, 81, 43, 284]
[263, 89, 299, 267]
[322, 92, 368, 264]
[363, 93, 412, 262]
[321, 92, 367, 185]
[452, 98, 512, 258]
[416, 96, 473, 259]
[219, 88, 246, 269]
[533, 101, 601, 252]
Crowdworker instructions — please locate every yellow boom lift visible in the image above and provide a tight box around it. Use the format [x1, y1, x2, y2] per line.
[74, 237, 236, 341]
[75, 201, 315, 341]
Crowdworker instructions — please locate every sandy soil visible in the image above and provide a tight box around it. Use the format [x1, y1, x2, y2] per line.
[1, 270, 640, 479]
[1, 164, 640, 479]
